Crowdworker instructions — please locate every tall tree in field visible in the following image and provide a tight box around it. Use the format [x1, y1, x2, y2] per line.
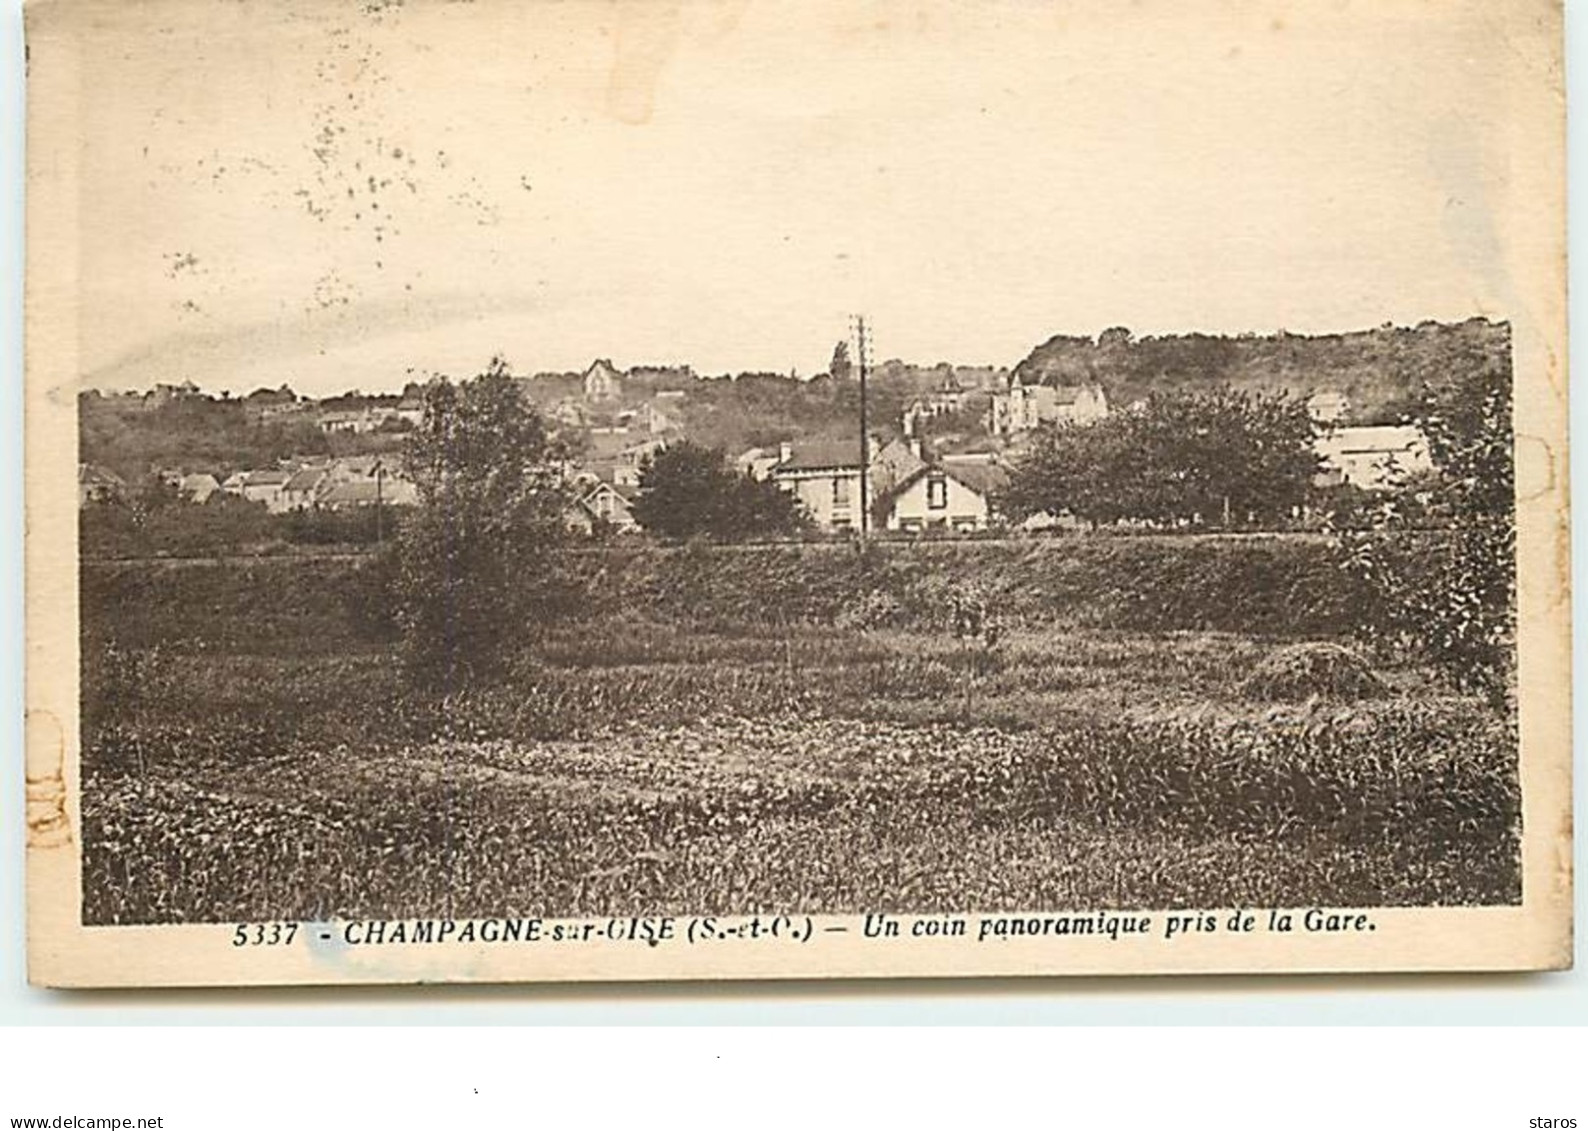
[1344, 350, 1515, 704]
[632, 440, 806, 540]
[829, 339, 853, 380]
[1007, 387, 1319, 528]
[395, 356, 569, 689]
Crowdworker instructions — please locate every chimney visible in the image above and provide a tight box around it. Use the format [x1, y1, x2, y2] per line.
[779, 440, 792, 464]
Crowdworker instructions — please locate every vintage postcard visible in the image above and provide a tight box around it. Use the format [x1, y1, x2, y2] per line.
[25, 0, 1570, 987]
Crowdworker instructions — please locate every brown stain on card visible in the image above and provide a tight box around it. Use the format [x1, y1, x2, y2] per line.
[26, 708, 72, 848]
[606, 3, 683, 125]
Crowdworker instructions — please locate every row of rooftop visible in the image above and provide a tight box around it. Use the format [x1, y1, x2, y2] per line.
[82, 362, 1428, 536]
[79, 454, 419, 513]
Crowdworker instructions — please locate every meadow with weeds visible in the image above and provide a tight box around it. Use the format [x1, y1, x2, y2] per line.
[78, 541, 1520, 923]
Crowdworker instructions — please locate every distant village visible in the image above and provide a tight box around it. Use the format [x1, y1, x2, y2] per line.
[79, 349, 1435, 539]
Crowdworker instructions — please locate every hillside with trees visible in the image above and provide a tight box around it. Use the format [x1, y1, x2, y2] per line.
[78, 388, 403, 481]
[79, 320, 1509, 480]
[1013, 318, 1509, 425]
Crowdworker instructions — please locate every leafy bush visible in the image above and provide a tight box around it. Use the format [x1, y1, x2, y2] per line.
[1007, 386, 1321, 529]
[391, 358, 574, 690]
[1343, 348, 1516, 704]
[833, 588, 905, 631]
[631, 440, 807, 540]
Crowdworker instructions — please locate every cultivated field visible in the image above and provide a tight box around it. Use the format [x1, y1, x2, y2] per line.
[78, 542, 1521, 923]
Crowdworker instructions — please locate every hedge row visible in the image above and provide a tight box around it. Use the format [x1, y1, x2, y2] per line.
[547, 537, 1366, 637]
[82, 535, 1368, 647]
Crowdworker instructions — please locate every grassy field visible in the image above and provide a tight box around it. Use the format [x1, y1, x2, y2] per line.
[78, 547, 1520, 923]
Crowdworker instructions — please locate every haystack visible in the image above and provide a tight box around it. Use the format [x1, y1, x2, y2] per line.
[1239, 642, 1387, 702]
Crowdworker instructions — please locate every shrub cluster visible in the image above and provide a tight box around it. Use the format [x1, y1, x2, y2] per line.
[81, 496, 405, 559]
[551, 536, 1367, 637]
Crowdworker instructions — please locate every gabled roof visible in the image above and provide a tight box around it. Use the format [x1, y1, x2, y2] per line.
[776, 441, 863, 472]
[582, 479, 636, 507]
[1038, 382, 1105, 406]
[244, 469, 291, 486]
[1323, 425, 1426, 454]
[285, 467, 328, 492]
[335, 455, 384, 476]
[79, 463, 125, 488]
[321, 480, 383, 506]
[870, 438, 927, 494]
[939, 460, 1011, 497]
[883, 459, 1010, 504]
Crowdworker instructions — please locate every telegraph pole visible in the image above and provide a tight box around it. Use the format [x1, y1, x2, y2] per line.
[854, 314, 871, 543]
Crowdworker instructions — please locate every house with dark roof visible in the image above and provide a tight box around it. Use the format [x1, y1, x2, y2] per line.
[564, 471, 640, 535]
[878, 456, 1011, 533]
[281, 466, 331, 511]
[319, 477, 419, 510]
[769, 439, 871, 531]
[764, 436, 925, 532]
[394, 396, 425, 426]
[240, 469, 293, 512]
[583, 358, 623, 405]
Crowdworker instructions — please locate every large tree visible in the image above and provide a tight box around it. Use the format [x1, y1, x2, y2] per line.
[631, 440, 806, 540]
[1007, 387, 1320, 528]
[829, 339, 853, 381]
[394, 356, 570, 689]
[1343, 354, 1515, 704]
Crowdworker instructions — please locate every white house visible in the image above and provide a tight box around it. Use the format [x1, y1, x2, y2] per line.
[78, 463, 126, 507]
[1313, 425, 1433, 490]
[240, 469, 292, 511]
[583, 358, 624, 404]
[281, 466, 331, 511]
[569, 475, 640, 534]
[767, 436, 929, 532]
[179, 473, 221, 504]
[734, 446, 782, 482]
[987, 377, 1108, 437]
[394, 397, 425, 426]
[319, 407, 399, 434]
[770, 440, 869, 531]
[1307, 389, 1350, 424]
[901, 374, 972, 435]
[319, 475, 419, 510]
[879, 458, 1009, 533]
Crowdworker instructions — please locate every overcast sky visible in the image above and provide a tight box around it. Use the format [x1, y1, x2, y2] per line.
[47, 0, 1548, 396]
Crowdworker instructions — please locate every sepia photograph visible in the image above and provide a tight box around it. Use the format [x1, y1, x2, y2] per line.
[24, 0, 1569, 986]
